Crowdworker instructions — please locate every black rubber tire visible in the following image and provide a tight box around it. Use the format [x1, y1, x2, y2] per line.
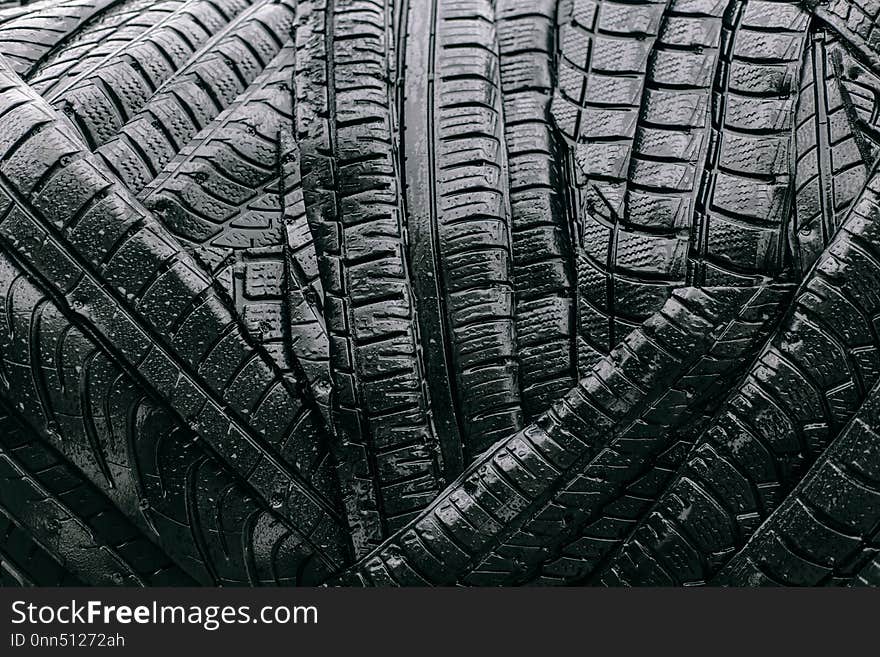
[715, 377, 880, 587]
[597, 165, 880, 586]
[334, 283, 788, 585]
[498, 0, 576, 420]
[0, 0, 120, 77]
[3, 0, 880, 589]
[0, 406, 194, 586]
[0, 55, 352, 582]
[555, 0, 809, 372]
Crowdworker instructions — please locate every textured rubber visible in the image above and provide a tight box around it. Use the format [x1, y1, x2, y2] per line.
[498, 0, 576, 420]
[0, 0, 120, 77]
[280, 129, 333, 422]
[528, 294, 792, 586]
[295, 0, 446, 555]
[404, 0, 524, 460]
[4, 0, 880, 589]
[0, 504, 84, 587]
[687, 0, 807, 287]
[29, 0, 188, 95]
[791, 28, 874, 273]
[43, 0, 258, 150]
[0, 245, 347, 584]
[815, 0, 880, 70]
[538, 17, 880, 588]
[597, 165, 880, 586]
[139, 40, 319, 398]
[835, 41, 880, 160]
[0, 59, 352, 577]
[0, 0, 68, 29]
[557, 0, 809, 373]
[96, 0, 297, 194]
[715, 375, 880, 586]
[850, 550, 880, 585]
[556, 0, 688, 372]
[334, 284, 785, 585]
[0, 0, 352, 585]
[0, 406, 194, 586]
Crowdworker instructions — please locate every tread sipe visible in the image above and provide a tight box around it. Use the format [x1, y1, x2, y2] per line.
[599, 164, 880, 586]
[0, 58, 352, 577]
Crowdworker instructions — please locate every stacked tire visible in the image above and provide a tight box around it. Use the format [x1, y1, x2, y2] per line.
[1, 0, 880, 587]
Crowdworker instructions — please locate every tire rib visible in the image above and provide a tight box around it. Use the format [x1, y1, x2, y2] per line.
[850, 549, 880, 586]
[0, 0, 121, 77]
[527, 284, 792, 585]
[36, 0, 257, 150]
[29, 0, 184, 93]
[716, 379, 880, 586]
[403, 0, 523, 463]
[553, 0, 672, 373]
[0, 403, 195, 586]
[690, 1, 809, 286]
[0, 251, 346, 585]
[295, 0, 444, 555]
[597, 164, 880, 586]
[400, 0, 466, 479]
[140, 42, 327, 404]
[815, 0, 880, 71]
[95, 0, 297, 194]
[0, 58, 351, 572]
[791, 29, 872, 273]
[333, 284, 783, 585]
[497, 0, 576, 420]
[0, 505, 83, 587]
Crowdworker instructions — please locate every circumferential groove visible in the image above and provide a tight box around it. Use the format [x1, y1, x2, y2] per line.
[0, 0, 879, 589]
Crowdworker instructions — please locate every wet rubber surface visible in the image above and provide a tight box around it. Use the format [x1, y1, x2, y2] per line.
[2, 0, 880, 587]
